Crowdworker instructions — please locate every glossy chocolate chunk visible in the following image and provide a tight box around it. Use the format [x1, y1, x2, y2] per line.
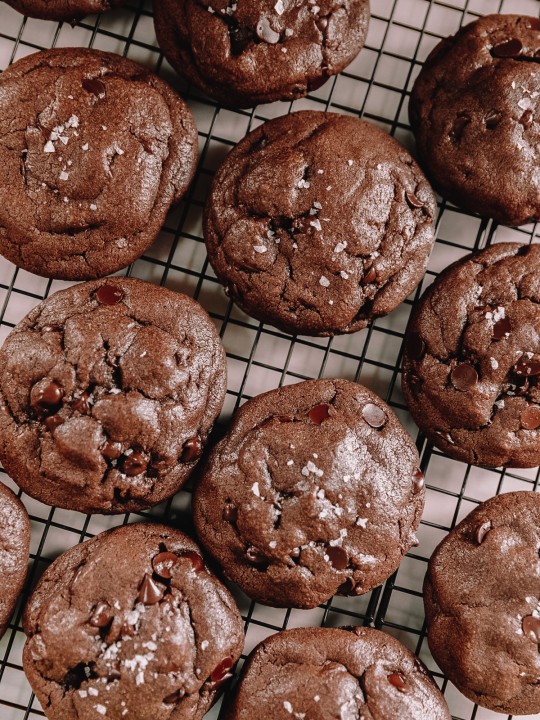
[450, 364, 478, 391]
[362, 403, 387, 428]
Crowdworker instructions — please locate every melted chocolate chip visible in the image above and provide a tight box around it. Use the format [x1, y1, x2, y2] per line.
[181, 551, 205, 573]
[256, 17, 280, 44]
[388, 673, 409, 692]
[96, 284, 124, 306]
[450, 364, 478, 391]
[364, 266, 378, 284]
[229, 23, 252, 55]
[31, 380, 64, 411]
[337, 577, 356, 594]
[520, 109, 534, 128]
[120, 450, 148, 477]
[413, 469, 425, 495]
[137, 573, 165, 605]
[451, 114, 471, 141]
[308, 403, 330, 424]
[245, 546, 267, 565]
[520, 406, 540, 430]
[45, 414, 64, 432]
[326, 545, 348, 570]
[493, 317, 511, 339]
[163, 689, 182, 704]
[405, 191, 424, 209]
[522, 615, 540, 643]
[362, 403, 387, 429]
[180, 436, 202, 463]
[485, 110, 503, 129]
[152, 552, 180, 580]
[491, 38, 523, 58]
[514, 357, 540, 377]
[406, 333, 426, 361]
[475, 520, 492, 545]
[102, 440, 122, 460]
[72, 392, 90, 414]
[82, 77, 106, 99]
[211, 658, 234, 683]
[223, 503, 238, 522]
[89, 601, 113, 628]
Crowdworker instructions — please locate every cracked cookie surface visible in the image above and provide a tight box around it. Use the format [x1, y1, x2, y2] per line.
[204, 110, 436, 336]
[402, 242, 540, 468]
[222, 626, 451, 720]
[23, 522, 245, 720]
[193, 378, 423, 609]
[424, 491, 540, 715]
[0, 481, 30, 640]
[0, 277, 227, 514]
[0, 48, 198, 279]
[153, 0, 370, 108]
[4, 0, 125, 21]
[410, 14, 540, 227]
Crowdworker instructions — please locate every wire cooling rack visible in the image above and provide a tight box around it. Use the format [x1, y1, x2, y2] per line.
[0, 0, 539, 718]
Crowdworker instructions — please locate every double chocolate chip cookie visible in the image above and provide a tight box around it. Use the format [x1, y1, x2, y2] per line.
[0, 48, 198, 279]
[193, 379, 424, 609]
[4, 0, 124, 21]
[205, 110, 436, 336]
[154, 0, 370, 107]
[223, 626, 451, 720]
[402, 242, 540, 468]
[425, 491, 540, 715]
[0, 481, 30, 640]
[410, 14, 540, 227]
[23, 522, 245, 720]
[0, 278, 227, 514]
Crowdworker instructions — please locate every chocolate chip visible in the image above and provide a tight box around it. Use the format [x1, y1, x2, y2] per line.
[96, 284, 124, 306]
[223, 503, 238, 522]
[337, 577, 355, 594]
[413, 469, 425, 495]
[72, 392, 90, 414]
[520, 406, 540, 430]
[475, 520, 492, 545]
[180, 436, 202, 463]
[388, 673, 409, 692]
[450, 114, 471, 141]
[450, 363, 478, 391]
[31, 380, 64, 412]
[163, 690, 182, 704]
[137, 573, 165, 605]
[256, 17, 280, 44]
[520, 109, 534, 128]
[514, 357, 540, 377]
[152, 552, 180, 580]
[89, 601, 113, 628]
[406, 191, 424, 209]
[181, 551, 205, 572]
[485, 110, 503, 129]
[308, 403, 330, 424]
[102, 440, 122, 460]
[82, 77, 106, 99]
[362, 403, 387, 429]
[364, 266, 378, 284]
[491, 38, 523, 58]
[245, 546, 267, 565]
[120, 450, 148, 476]
[45, 414, 64, 432]
[522, 615, 540, 643]
[406, 333, 426, 361]
[229, 23, 252, 55]
[326, 545, 348, 570]
[493, 317, 511, 339]
[211, 658, 234, 683]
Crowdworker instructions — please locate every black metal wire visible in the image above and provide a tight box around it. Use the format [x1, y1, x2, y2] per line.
[0, 1, 539, 719]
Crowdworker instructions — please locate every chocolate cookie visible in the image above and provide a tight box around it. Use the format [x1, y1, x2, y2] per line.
[154, 0, 370, 108]
[402, 242, 540, 468]
[4, 0, 124, 21]
[23, 522, 245, 720]
[425, 491, 540, 715]
[0, 277, 227, 514]
[222, 626, 451, 720]
[204, 111, 437, 336]
[0, 48, 198, 279]
[0, 481, 30, 640]
[193, 379, 424, 609]
[410, 14, 540, 227]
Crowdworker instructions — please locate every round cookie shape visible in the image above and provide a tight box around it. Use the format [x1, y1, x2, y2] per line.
[4, 0, 125, 21]
[409, 14, 540, 227]
[402, 242, 540, 468]
[222, 626, 451, 720]
[23, 522, 245, 720]
[424, 491, 540, 715]
[0, 277, 227, 514]
[153, 0, 370, 108]
[0, 48, 198, 279]
[193, 379, 423, 609]
[204, 110, 437, 336]
[0, 481, 30, 640]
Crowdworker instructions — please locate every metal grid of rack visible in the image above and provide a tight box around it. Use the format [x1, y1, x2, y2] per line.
[0, 0, 539, 718]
